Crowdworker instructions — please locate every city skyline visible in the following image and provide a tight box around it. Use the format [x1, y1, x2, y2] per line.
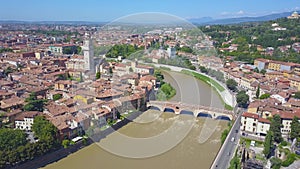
[0, 0, 299, 22]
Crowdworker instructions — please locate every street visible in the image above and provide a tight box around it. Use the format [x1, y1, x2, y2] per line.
[211, 108, 243, 169]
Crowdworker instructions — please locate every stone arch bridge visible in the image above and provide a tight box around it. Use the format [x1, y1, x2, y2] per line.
[147, 101, 236, 121]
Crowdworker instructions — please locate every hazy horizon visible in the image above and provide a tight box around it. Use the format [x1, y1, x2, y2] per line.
[0, 0, 299, 22]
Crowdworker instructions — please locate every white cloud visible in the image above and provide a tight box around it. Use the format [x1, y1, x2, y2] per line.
[220, 11, 230, 16]
[237, 10, 245, 15]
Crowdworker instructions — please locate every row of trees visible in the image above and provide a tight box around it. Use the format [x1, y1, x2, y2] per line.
[0, 116, 60, 168]
[158, 55, 196, 70]
[0, 48, 13, 53]
[225, 78, 250, 107]
[199, 66, 225, 83]
[106, 44, 143, 58]
[154, 69, 176, 101]
[62, 46, 81, 55]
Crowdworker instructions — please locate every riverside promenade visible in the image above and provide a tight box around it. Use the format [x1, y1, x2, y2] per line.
[146, 63, 237, 108]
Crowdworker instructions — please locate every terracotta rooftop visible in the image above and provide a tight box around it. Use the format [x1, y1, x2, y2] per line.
[15, 111, 40, 121]
[258, 117, 270, 124]
[242, 112, 259, 119]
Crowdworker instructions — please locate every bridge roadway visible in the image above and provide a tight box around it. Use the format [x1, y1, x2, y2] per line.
[147, 101, 236, 121]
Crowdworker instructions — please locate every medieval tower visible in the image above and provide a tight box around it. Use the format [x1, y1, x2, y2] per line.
[82, 32, 94, 72]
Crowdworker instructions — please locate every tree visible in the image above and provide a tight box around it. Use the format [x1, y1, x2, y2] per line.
[270, 157, 282, 169]
[158, 83, 176, 100]
[129, 67, 133, 72]
[236, 91, 249, 108]
[263, 131, 273, 158]
[199, 66, 208, 74]
[62, 139, 70, 148]
[260, 69, 266, 75]
[96, 72, 101, 79]
[290, 116, 300, 141]
[109, 67, 113, 74]
[270, 114, 283, 143]
[282, 153, 297, 167]
[221, 129, 229, 144]
[53, 94, 62, 101]
[228, 152, 241, 169]
[226, 79, 238, 92]
[0, 128, 27, 151]
[4, 67, 14, 76]
[256, 85, 260, 98]
[253, 67, 259, 73]
[293, 92, 300, 99]
[23, 92, 46, 112]
[178, 46, 193, 53]
[32, 116, 58, 144]
[259, 93, 271, 99]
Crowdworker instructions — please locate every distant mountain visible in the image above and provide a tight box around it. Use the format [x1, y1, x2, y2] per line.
[0, 20, 108, 25]
[0, 10, 298, 26]
[189, 11, 300, 25]
[187, 17, 214, 24]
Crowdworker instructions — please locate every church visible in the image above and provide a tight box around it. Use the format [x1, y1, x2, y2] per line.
[66, 33, 97, 76]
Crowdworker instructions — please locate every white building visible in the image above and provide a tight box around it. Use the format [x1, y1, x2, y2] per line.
[256, 118, 270, 135]
[271, 94, 287, 104]
[167, 47, 176, 59]
[15, 111, 40, 131]
[241, 111, 300, 139]
[281, 118, 292, 137]
[241, 112, 270, 137]
[241, 112, 259, 134]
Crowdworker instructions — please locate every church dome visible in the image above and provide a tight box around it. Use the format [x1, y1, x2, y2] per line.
[292, 11, 299, 17]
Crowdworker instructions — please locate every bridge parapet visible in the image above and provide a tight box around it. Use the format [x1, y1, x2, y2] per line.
[147, 101, 236, 120]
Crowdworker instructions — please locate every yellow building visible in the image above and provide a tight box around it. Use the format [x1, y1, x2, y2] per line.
[240, 77, 255, 90]
[289, 77, 300, 90]
[293, 66, 300, 75]
[74, 95, 94, 104]
[265, 71, 284, 80]
[268, 61, 281, 71]
[247, 101, 261, 114]
[282, 71, 292, 78]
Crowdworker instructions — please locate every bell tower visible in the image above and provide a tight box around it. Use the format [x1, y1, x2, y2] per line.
[82, 32, 94, 72]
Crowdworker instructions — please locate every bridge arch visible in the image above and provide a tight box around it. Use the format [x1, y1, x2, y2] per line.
[163, 107, 175, 113]
[215, 115, 231, 121]
[179, 110, 194, 116]
[197, 112, 213, 118]
[148, 106, 161, 111]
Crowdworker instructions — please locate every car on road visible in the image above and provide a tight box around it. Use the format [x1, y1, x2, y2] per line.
[231, 137, 235, 142]
[250, 141, 255, 147]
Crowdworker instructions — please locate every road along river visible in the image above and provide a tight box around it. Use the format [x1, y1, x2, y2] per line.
[43, 71, 228, 169]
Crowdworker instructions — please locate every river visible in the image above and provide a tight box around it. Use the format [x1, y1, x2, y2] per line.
[43, 71, 228, 169]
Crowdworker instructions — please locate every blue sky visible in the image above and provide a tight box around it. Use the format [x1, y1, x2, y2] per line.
[0, 0, 299, 21]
